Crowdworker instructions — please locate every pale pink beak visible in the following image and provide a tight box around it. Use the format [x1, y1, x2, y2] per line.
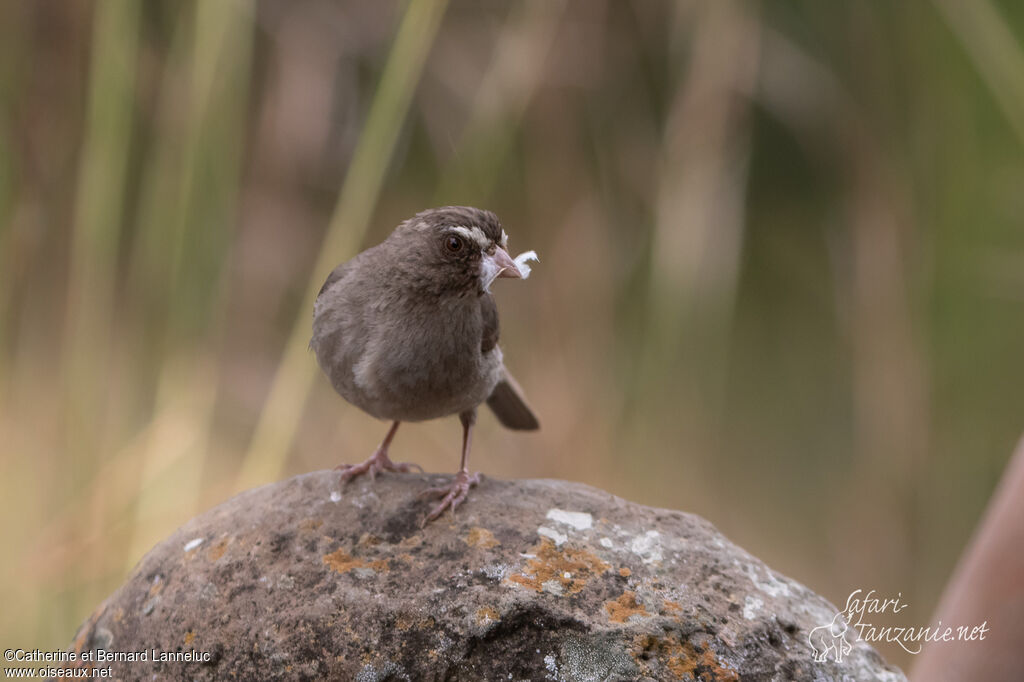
[493, 247, 522, 279]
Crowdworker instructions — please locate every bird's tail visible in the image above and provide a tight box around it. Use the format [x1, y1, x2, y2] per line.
[486, 370, 539, 430]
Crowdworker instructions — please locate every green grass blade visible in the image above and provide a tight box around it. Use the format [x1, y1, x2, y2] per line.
[236, 0, 451, 490]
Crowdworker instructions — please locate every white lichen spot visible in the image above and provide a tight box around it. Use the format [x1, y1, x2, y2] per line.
[482, 563, 510, 581]
[743, 595, 763, 620]
[435, 634, 454, 654]
[356, 662, 407, 682]
[541, 580, 564, 596]
[563, 571, 571, 579]
[355, 665, 377, 682]
[183, 537, 204, 552]
[544, 653, 558, 676]
[599, 537, 614, 548]
[742, 562, 792, 598]
[630, 530, 663, 564]
[329, 490, 342, 503]
[546, 508, 593, 531]
[537, 526, 567, 546]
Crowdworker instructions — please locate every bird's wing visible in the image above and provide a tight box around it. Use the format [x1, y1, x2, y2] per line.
[486, 368, 539, 431]
[480, 293, 499, 354]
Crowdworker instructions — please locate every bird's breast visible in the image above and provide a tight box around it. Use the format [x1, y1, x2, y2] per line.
[350, 296, 501, 421]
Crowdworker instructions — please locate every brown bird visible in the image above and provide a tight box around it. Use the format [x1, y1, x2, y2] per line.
[310, 206, 538, 522]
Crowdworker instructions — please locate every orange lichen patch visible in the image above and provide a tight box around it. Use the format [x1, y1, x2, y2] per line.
[394, 613, 435, 631]
[671, 642, 739, 681]
[619, 567, 632, 577]
[632, 635, 739, 681]
[298, 518, 323, 533]
[476, 606, 501, 625]
[391, 610, 436, 630]
[207, 539, 229, 562]
[661, 599, 682, 614]
[322, 548, 389, 574]
[505, 538, 609, 594]
[148, 580, 164, 598]
[465, 527, 500, 549]
[113, 608, 124, 624]
[605, 590, 648, 623]
[184, 630, 196, 646]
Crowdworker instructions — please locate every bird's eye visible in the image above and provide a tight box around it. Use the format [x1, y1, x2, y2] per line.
[445, 235, 464, 253]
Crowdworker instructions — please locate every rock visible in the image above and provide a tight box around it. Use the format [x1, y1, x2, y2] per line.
[67, 472, 906, 681]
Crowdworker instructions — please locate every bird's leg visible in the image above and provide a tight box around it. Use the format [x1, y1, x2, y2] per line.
[421, 409, 481, 523]
[336, 421, 422, 483]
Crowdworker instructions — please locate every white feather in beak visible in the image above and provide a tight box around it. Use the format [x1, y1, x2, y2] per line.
[513, 250, 538, 278]
[480, 247, 539, 291]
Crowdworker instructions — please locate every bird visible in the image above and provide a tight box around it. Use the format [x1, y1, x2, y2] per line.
[310, 206, 539, 523]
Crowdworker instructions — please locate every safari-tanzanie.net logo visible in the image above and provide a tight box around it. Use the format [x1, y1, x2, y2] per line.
[807, 589, 989, 663]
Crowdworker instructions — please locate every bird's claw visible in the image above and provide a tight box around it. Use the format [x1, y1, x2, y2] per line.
[420, 470, 480, 524]
[336, 448, 423, 484]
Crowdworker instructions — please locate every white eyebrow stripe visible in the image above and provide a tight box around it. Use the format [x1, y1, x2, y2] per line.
[448, 226, 490, 249]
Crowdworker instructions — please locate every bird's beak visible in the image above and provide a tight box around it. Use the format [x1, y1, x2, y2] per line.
[481, 246, 521, 290]
[493, 246, 522, 279]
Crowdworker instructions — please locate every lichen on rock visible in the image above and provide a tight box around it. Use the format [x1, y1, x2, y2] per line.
[67, 472, 906, 681]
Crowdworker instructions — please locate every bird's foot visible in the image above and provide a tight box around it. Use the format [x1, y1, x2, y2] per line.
[420, 469, 481, 524]
[336, 447, 422, 484]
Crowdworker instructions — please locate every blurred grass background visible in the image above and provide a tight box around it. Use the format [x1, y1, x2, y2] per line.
[2, 0, 1023, 670]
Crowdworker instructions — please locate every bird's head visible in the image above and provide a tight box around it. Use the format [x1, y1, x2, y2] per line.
[395, 206, 535, 296]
